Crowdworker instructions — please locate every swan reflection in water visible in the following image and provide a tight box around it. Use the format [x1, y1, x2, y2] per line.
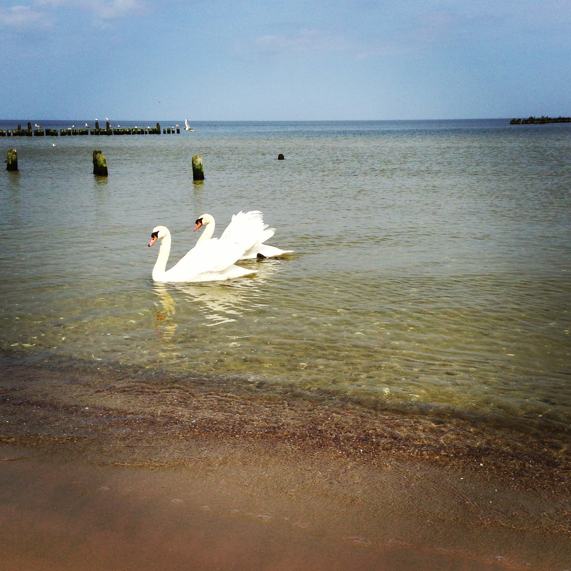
[152, 260, 280, 333]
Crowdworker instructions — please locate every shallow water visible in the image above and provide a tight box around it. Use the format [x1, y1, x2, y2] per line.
[1, 120, 570, 436]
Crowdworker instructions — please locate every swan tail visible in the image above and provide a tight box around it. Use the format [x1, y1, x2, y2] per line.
[258, 244, 294, 258]
[241, 244, 294, 259]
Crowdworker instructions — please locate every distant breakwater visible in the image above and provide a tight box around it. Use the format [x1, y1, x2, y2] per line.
[510, 116, 571, 125]
[0, 121, 180, 137]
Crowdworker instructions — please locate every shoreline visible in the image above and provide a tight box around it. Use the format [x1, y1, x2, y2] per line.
[1, 354, 570, 569]
[0, 350, 569, 483]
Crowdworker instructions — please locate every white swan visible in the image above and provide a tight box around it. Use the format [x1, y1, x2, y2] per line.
[194, 211, 294, 260]
[147, 225, 256, 283]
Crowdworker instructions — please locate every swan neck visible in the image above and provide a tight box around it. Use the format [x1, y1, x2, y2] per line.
[152, 233, 171, 281]
[197, 218, 215, 244]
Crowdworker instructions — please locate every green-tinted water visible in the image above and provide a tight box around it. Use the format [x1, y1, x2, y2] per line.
[1, 120, 570, 434]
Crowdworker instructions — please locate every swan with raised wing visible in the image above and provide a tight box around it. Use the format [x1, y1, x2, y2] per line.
[147, 226, 256, 283]
[194, 210, 294, 260]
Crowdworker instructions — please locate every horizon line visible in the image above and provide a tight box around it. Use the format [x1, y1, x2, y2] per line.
[0, 117, 532, 123]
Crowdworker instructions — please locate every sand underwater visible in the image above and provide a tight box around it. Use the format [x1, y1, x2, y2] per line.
[0, 351, 569, 571]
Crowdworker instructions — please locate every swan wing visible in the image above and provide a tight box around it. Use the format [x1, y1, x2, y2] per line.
[220, 210, 272, 252]
[167, 238, 244, 280]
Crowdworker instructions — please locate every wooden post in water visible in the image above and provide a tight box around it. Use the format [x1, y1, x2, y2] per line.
[192, 154, 205, 182]
[93, 150, 108, 176]
[156, 122, 161, 135]
[6, 148, 18, 171]
[277, 153, 285, 160]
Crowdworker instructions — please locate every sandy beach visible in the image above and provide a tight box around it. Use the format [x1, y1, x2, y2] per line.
[1, 354, 569, 570]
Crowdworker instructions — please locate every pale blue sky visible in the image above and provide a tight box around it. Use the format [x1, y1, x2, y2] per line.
[1, 0, 570, 120]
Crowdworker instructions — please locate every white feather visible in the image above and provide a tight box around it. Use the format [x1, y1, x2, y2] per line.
[196, 210, 293, 259]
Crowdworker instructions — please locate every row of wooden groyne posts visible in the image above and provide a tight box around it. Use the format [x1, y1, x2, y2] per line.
[5, 148, 205, 181]
[0, 121, 181, 137]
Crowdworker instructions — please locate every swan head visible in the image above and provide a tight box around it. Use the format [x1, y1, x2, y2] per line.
[147, 225, 169, 247]
[194, 213, 214, 232]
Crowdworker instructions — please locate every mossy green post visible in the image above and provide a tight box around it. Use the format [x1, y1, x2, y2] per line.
[192, 154, 205, 182]
[6, 148, 18, 171]
[93, 150, 108, 176]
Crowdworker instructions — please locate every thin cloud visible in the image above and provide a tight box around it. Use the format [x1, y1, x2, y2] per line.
[82, 0, 145, 20]
[34, 0, 67, 6]
[255, 29, 347, 54]
[354, 9, 483, 60]
[0, 5, 51, 28]
[0, 0, 147, 28]
[355, 43, 408, 60]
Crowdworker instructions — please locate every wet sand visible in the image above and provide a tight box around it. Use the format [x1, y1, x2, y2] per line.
[1, 354, 570, 570]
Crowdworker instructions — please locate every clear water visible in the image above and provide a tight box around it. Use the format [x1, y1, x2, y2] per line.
[1, 120, 570, 435]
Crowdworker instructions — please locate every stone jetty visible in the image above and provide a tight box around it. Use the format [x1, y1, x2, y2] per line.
[510, 116, 571, 125]
[0, 122, 180, 137]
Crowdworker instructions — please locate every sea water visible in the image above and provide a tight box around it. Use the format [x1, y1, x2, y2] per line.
[1, 119, 570, 438]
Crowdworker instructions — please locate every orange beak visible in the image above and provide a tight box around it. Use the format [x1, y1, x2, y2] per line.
[193, 220, 203, 232]
[147, 235, 158, 247]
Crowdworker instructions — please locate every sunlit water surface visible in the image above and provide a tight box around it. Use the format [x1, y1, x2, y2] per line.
[1, 120, 570, 436]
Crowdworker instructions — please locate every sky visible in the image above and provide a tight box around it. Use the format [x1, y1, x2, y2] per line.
[1, 0, 570, 120]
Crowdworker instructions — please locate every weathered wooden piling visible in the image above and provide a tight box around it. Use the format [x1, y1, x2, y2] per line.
[92, 150, 108, 176]
[6, 149, 18, 171]
[192, 154, 205, 182]
[277, 153, 285, 160]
